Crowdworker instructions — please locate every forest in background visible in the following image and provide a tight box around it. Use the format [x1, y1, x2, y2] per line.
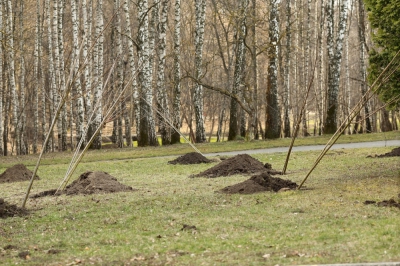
[0, 0, 399, 156]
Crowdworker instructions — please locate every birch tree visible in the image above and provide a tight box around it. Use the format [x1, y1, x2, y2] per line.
[137, 0, 158, 146]
[82, 0, 93, 128]
[324, 0, 348, 134]
[90, 0, 104, 149]
[71, 0, 85, 146]
[18, 0, 27, 154]
[193, 0, 207, 143]
[249, 0, 259, 139]
[156, 0, 171, 145]
[112, 0, 125, 148]
[122, 0, 139, 145]
[45, 0, 56, 151]
[6, 0, 20, 155]
[58, 0, 68, 150]
[33, 0, 41, 153]
[314, 0, 325, 136]
[0, 0, 3, 155]
[357, 0, 372, 133]
[283, 0, 291, 138]
[171, 0, 182, 144]
[265, 0, 281, 139]
[52, 0, 63, 150]
[121, 10, 132, 148]
[228, 0, 248, 141]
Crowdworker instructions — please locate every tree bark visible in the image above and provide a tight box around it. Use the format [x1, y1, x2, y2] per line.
[90, 0, 104, 149]
[18, 0, 27, 154]
[265, 0, 281, 139]
[171, 0, 182, 144]
[6, 0, 20, 155]
[71, 0, 85, 147]
[156, 0, 171, 145]
[228, 0, 248, 141]
[193, 0, 207, 143]
[357, 0, 372, 133]
[137, 0, 158, 146]
[122, 0, 138, 145]
[324, 0, 348, 134]
[0, 0, 3, 155]
[283, 0, 291, 138]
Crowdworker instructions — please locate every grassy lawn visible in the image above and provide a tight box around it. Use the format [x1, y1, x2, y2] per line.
[1, 132, 399, 265]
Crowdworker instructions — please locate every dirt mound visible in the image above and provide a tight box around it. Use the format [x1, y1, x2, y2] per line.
[0, 198, 29, 218]
[0, 164, 40, 184]
[218, 172, 298, 194]
[376, 147, 400, 157]
[194, 154, 280, 178]
[168, 152, 212, 165]
[32, 171, 134, 197]
[364, 195, 400, 209]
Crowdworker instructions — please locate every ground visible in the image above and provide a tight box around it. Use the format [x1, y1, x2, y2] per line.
[0, 145, 399, 264]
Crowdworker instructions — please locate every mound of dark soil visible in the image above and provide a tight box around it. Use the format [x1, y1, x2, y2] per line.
[0, 198, 29, 218]
[194, 154, 280, 178]
[32, 171, 134, 198]
[218, 172, 298, 194]
[0, 164, 40, 184]
[376, 147, 400, 157]
[364, 196, 400, 209]
[168, 152, 212, 165]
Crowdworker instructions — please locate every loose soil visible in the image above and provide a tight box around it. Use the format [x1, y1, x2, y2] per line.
[32, 171, 134, 198]
[193, 154, 281, 178]
[364, 195, 400, 209]
[218, 172, 298, 194]
[0, 198, 29, 218]
[376, 147, 400, 157]
[168, 152, 212, 165]
[0, 164, 40, 184]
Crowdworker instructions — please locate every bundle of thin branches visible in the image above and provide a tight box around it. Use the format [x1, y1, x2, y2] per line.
[298, 49, 400, 189]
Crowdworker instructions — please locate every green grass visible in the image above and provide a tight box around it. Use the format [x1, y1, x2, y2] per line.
[0, 132, 399, 265]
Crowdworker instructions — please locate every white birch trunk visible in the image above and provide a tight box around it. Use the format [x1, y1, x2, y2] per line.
[122, 0, 138, 145]
[314, 0, 325, 136]
[148, 0, 157, 86]
[193, 0, 207, 143]
[156, 0, 171, 145]
[58, 0, 67, 150]
[82, 0, 93, 122]
[19, 0, 27, 154]
[71, 0, 85, 147]
[357, 0, 372, 133]
[122, 0, 136, 147]
[33, 0, 41, 153]
[302, 0, 311, 136]
[0, 0, 3, 155]
[228, 0, 248, 141]
[325, 0, 348, 134]
[171, 0, 182, 144]
[6, 0, 20, 155]
[114, 0, 124, 148]
[45, 0, 56, 151]
[91, 0, 104, 149]
[283, 0, 291, 138]
[265, 0, 281, 139]
[137, 0, 158, 146]
[52, 0, 62, 150]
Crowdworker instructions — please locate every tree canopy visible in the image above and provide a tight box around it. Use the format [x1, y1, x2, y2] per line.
[364, 0, 400, 108]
